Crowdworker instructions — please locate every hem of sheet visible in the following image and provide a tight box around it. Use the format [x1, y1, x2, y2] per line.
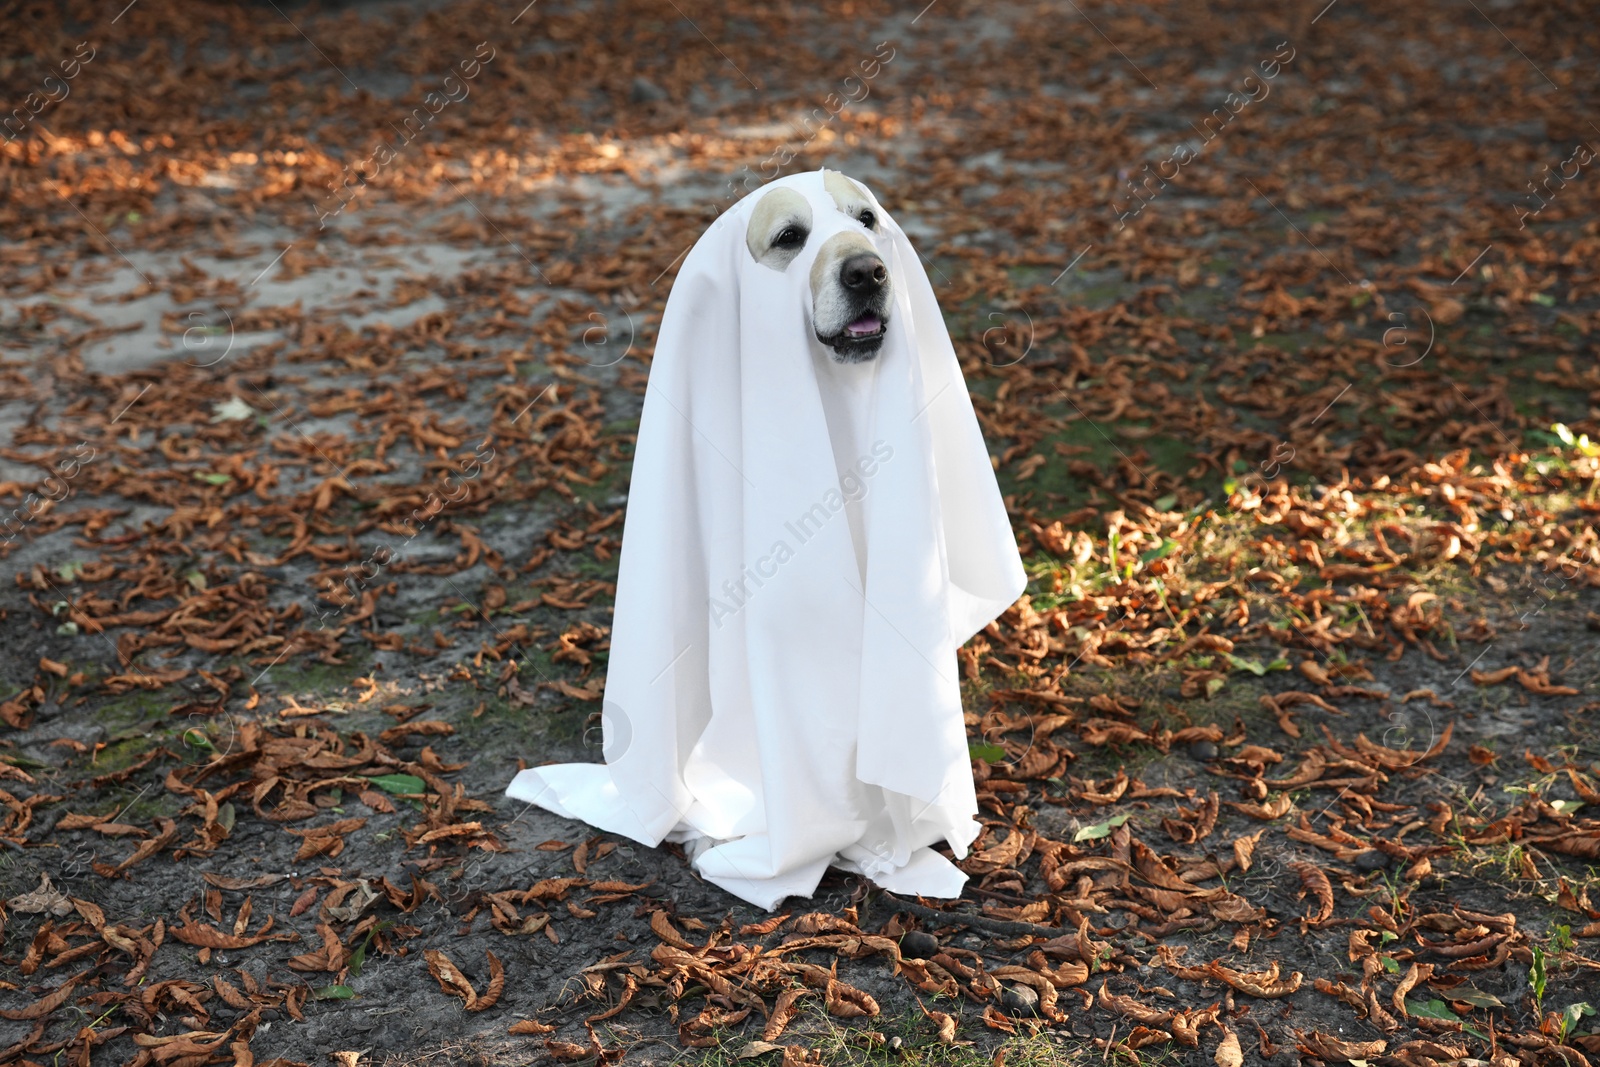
[507, 765, 976, 910]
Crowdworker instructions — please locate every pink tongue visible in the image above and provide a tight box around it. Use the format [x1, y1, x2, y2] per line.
[845, 312, 882, 336]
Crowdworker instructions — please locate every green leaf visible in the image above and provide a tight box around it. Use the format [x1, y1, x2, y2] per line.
[1532, 944, 1549, 1003]
[1224, 653, 1269, 676]
[1530, 292, 1556, 306]
[365, 773, 427, 795]
[1138, 538, 1178, 563]
[1408, 999, 1463, 1023]
[194, 472, 233, 485]
[1152, 494, 1178, 512]
[968, 743, 1006, 763]
[313, 984, 356, 1000]
[1550, 799, 1585, 816]
[347, 920, 393, 978]
[180, 727, 214, 751]
[1074, 813, 1131, 843]
[1204, 676, 1226, 697]
[1380, 956, 1400, 974]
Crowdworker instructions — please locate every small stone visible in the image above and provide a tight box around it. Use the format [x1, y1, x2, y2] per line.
[1187, 740, 1220, 761]
[998, 983, 1039, 1016]
[630, 77, 668, 103]
[1354, 850, 1391, 872]
[900, 930, 938, 959]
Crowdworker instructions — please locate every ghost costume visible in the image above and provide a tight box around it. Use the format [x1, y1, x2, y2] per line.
[506, 170, 1025, 909]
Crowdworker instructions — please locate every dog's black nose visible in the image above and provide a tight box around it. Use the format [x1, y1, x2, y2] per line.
[840, 253, 887, 292]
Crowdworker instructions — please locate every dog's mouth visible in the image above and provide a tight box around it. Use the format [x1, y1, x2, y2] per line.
[818, 310, 889, 361]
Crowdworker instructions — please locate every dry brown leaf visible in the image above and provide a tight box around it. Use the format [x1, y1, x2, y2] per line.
[1298, 1030, 1386, 1060]
[470, 950, 504, 1012]
[1232, 829, 1263, 872]
[923, 1005, 958, 1045]
[1295, 862, 1335, 923]
[1214, 1029, 1243, 1067]
[650, 909, 696, 950]
[0, 969, 88, 1020]
[823, 979, 878, 1018]
[424, 948, 478, 1009]
[546, 1040, 594, 1061]
[981, 1004, 1016, 1034]
[1206, 960, 1303, 998]
[509, 1019, 556, 1035]
[739, 913, 791, 936]
[1226, 794, 1294, 821]
[763, 988, 809, 1041]
[736, 1041, 785, 1060]
[7, 873, 72, 917]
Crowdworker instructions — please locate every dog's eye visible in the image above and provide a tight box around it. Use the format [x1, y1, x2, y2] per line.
[857, 209, 877, 230]
[773, 226, 807, 249]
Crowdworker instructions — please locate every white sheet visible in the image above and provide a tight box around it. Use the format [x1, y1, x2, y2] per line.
[507, 169, 1025, 909]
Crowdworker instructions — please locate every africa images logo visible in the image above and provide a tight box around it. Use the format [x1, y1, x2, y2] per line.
[710, 440, 894, 627]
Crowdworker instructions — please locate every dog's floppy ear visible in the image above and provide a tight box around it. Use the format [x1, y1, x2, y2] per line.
[745, 187, 813, 271]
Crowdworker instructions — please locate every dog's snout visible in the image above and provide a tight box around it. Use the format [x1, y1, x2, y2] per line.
[840, 253, 887, 293]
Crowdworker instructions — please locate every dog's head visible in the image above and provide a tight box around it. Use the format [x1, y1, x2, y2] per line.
[744, 171, 892, 363]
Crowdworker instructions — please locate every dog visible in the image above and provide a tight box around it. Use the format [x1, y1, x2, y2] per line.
[507, 169, 1027, 910]
[745, 170, 892, 362]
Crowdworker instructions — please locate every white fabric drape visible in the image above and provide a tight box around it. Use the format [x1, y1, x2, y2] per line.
[507, 170, 1025, 909]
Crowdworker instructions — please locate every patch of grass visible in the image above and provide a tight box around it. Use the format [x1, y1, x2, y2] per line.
[647, 1001, 1089, 1067]
[122, 791, 183, 823]
[94, 690, 172, 734]
[1251, 331, 1321, 355]
[571, 462, 631, 507]
[264, 647, 372, 695]
[90, 735, 162, 775]
[561, 551, 622, 585]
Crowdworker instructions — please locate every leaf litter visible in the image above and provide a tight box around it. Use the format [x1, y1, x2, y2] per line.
[1, 0, 1599, 1064]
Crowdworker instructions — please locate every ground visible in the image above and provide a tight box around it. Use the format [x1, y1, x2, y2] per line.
[2, 0, 1600, 1065]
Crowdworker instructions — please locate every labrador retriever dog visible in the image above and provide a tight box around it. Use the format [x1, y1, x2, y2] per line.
[744, 170, 892, 362]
